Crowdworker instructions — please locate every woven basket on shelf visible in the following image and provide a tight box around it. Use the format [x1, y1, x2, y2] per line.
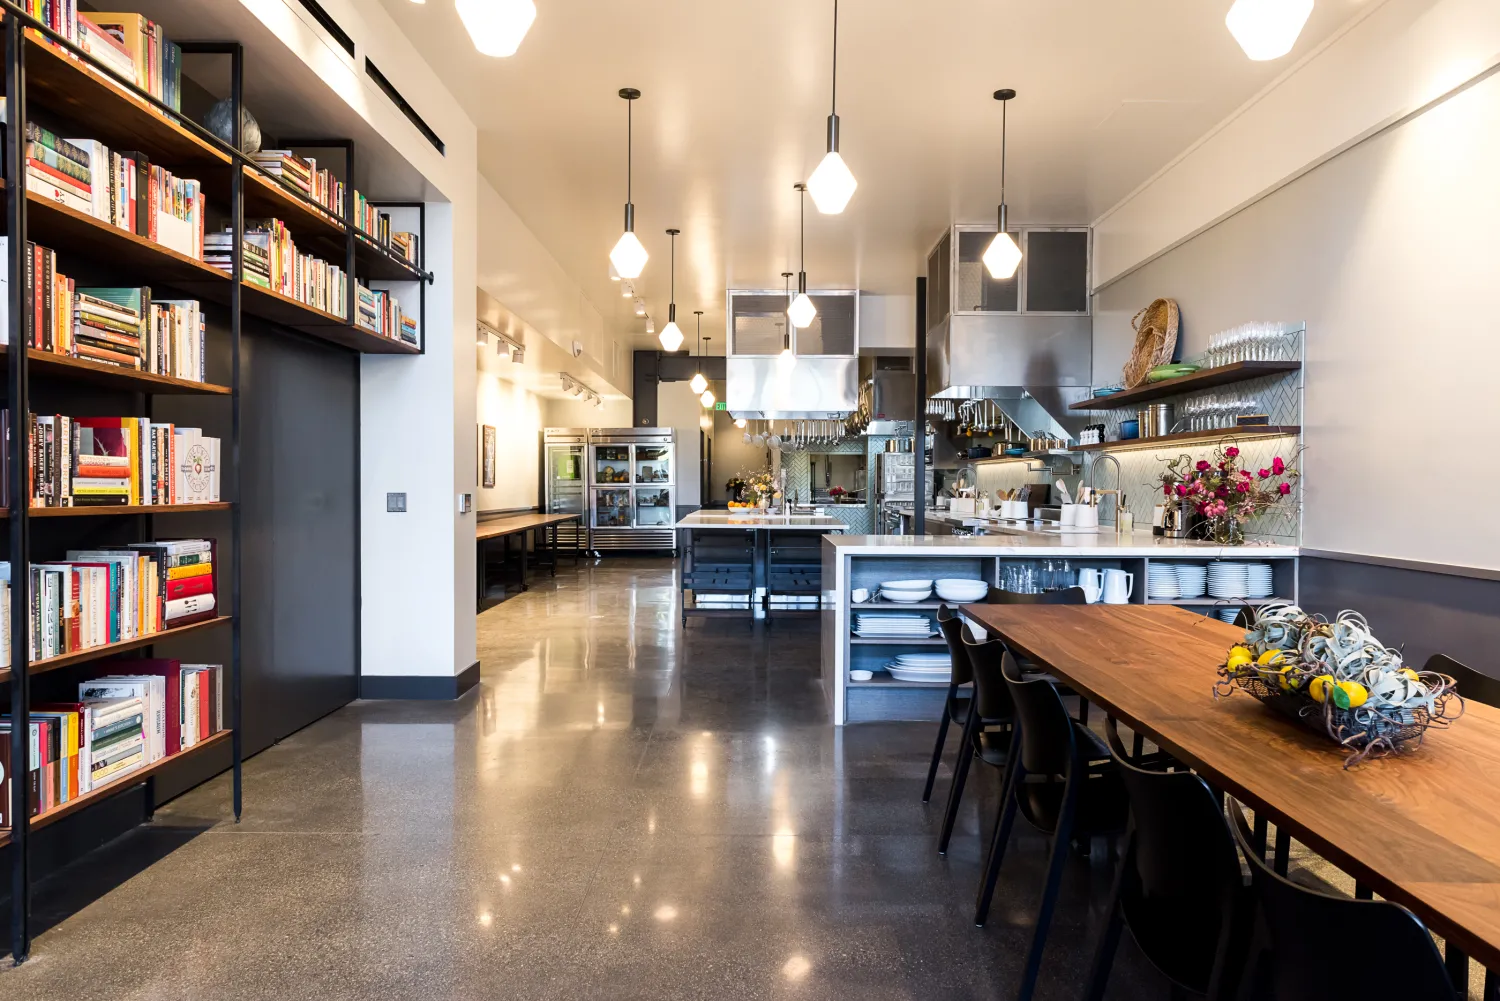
[1122, 297, 1180, 388]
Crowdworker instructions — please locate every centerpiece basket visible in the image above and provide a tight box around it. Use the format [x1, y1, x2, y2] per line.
[1214, 603, 1464, 767]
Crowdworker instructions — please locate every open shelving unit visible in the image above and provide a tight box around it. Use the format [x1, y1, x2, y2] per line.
[1, 4, 434, 963]
[1071, 425, 1302, 453]
[1068, 360, 1303, 411]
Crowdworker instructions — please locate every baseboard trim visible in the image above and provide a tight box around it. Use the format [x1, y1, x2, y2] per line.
[360, 661, 481, 700]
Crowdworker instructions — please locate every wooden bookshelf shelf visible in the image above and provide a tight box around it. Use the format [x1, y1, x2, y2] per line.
[0, 345, 233, 395]
[353, 231, 426, 282]
[238, 279, 348, 327]
[4, 615, 233, 683]
[5, 502, 233, 519]
[1071, 426, 1301, 453]
[19, 187, 232, 286]
[20, 27, 230, 171]
[1070, 361, 1302, 410]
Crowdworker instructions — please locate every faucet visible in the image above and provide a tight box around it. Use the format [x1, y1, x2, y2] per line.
[1088, 453, 1123, 525]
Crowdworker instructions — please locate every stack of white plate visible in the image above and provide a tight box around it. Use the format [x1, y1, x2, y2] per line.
[854, 614, 936, 638]
[1207, 562, 1250, 599]
[1216, 607, 1243, 623]
[934, 578, 989, 603]
[879, 579, 934, 603]
[887, 652, 953, 683]
[1147, 563, 1180, 599]
[1246, 563, 1274, 598]
[1174, 563, 1208, 599]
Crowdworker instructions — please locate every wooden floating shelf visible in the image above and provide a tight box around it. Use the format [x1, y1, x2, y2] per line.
[0, 345, 232, 395]
[21, 29, 230, 171]
[1070, 361, 1302, 411]
[0, 730, 235, 845]
[353, 231, 426, 282]
[1070, 426, 1301, 453]
[1, 615, 233, 683]
[6, 502, 233, 519]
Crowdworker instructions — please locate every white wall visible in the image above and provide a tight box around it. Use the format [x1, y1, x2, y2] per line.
[476, 374, 544, 512]
[541, 396, 634, 429]
[1093, 5, 1500, 571]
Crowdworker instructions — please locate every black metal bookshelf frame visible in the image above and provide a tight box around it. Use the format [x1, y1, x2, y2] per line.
[2, 2, 429, 962]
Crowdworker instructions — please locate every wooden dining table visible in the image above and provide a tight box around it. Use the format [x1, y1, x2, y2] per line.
[959, 602, 1500, 978]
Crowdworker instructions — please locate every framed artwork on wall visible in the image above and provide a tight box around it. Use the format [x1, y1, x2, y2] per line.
[481, 425, 497, 488]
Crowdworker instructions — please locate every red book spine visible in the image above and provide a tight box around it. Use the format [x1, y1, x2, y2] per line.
[197, 671, 209, 742]
[165, 574, 213, 601]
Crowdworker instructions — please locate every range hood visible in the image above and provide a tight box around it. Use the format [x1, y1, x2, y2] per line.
[725, 289, 859, 419]
[923, 225, 1093, 440]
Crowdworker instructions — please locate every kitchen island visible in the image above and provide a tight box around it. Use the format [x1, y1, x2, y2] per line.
[676, 510, 846, 624]
[821, 528, 1299, 724]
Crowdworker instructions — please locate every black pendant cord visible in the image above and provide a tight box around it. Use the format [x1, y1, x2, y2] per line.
[619, 88, 641, 232]
[994, 88, 1016, 231]
[795, 184, 809, 294]
[782, 272, 794, 350]
[831, 0, 838, 117]
[667, 228, 679, 323]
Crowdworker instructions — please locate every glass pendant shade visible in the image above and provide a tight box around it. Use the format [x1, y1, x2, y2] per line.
[689, 372, 708, 394]
[699, 389, 716, 409]
[610, 230, 648, 279]
[983, 230, 1023, 280]
[455, 0, 536, 57]
[1225, 0, 1313, 60]
[777, 345, 797, 372]
[658, 321, 684, 352]
[787, 293, 817, 329]
[807, 151, 857, 215]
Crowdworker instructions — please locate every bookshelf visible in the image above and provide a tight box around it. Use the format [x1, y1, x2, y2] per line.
[2, 5, 431, 964]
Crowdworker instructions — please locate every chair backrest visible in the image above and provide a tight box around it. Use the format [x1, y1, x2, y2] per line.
[1425, 652, 1500, 709]
[1105, 720, 1244, 991]
[986, 586, 1088, 605]
[1000, 650, 1076, 777]
[960, 630, 1015, 722]
[1227, 800, 1456, 1001]
[936, 605, 975, 687]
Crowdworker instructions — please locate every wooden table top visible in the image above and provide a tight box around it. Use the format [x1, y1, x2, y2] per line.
[476, 512, 579, 540]
[959, 602, 1500, 969]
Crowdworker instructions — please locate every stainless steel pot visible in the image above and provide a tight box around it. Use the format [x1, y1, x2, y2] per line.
[1138, 403, 1175, 439]
[1161, 499, 1198, 539]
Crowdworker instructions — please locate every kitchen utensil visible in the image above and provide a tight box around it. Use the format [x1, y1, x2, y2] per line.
[1055, 479, 1073, 505]
[1076, 568, 1102, 603]
[1119, 419, 1140, 440]
[1138, 403, 1175, 438]
[967, 445, 993, 459]
[1102, 569, 1135, 604]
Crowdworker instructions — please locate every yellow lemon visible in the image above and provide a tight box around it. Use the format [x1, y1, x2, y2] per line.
[1229, 645, 1253, 662]
[1226, 651, 1253, 671]
[1274, 666, 1302, 692]
[1399, 668, 1420, 681]
[1308, 675, 1336, 703]
[1256, 649, 1286, 667]
[1332, 681, 1369, 710]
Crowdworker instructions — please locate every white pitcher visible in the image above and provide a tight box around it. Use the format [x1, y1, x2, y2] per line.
[1076, 568, 1103, 603]
[1102, 569, 1134, 604]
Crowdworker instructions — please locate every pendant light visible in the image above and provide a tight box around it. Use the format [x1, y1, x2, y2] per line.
[778, 273, 798, 371]
[699, 337, 716, 408]
[690, 311, 708, 394]
[1225, 0, 1313, 60]
[609, 88, 649, 279]
[658, 229, 685, 351]
[806, 0, 857, 214]
[455, 0, 536, 57]
[788, 184, 818, 329]
[982, 89, 1024, 281]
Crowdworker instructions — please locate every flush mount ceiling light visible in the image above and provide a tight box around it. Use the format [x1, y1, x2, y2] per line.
[658, 229, 685, 351]
[778, 273, 798, 372]
[1226, 0, 1313, 60]
[690, 311, 709, 394]
[788, 184, 818, 329]
[983, 89, 1024, 281]
[806, 0, 857, 214]
[608, 88, 649, 279]
[455, 0, 536, 58]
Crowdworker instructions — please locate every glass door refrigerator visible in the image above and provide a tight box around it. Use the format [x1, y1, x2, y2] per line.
[588, 428, 676, 553]
[542, 428, 588, 553]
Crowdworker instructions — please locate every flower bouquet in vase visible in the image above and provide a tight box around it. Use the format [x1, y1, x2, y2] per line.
[1159, 442, 1300, 545]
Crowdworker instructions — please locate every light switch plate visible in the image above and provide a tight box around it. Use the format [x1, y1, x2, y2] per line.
[387, 492, 407, 513]
[458, 493, 473, 514]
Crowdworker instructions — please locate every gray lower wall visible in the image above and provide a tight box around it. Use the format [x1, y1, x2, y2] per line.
[1300, 557, 1500, 677]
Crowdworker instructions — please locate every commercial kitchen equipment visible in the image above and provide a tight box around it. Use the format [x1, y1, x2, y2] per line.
[542, 427, 589, 553]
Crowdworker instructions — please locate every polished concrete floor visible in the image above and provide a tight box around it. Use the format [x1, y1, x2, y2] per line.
[4, 559, 1171, 999]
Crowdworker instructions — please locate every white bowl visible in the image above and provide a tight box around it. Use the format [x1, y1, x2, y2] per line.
[880, 589, 933, 603]
[849, 670, 874, 682]
[880, 579, 935, 591]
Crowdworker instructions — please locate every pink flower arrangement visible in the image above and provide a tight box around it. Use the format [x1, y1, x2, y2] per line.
[1158, 440, 1301, 543]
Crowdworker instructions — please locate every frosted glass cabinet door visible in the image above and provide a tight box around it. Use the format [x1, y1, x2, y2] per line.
[635, 488, 673, 527]
[635, 445, 672, 484]
[594, 488, 632, 528]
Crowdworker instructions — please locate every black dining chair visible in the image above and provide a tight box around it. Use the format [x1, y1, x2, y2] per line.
[1082, 719, 1253, 1001]
[1427, 652, 1500, 708]
[936, 628, 1017, 855]
[985, 585, 1089, 605]
[978, 652, 1129, 1001]
[922, 605, 975, 804]
[1227, 798, 1458, 1001]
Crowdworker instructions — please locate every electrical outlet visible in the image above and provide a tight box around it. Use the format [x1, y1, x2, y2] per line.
[387, 492, 407, 513]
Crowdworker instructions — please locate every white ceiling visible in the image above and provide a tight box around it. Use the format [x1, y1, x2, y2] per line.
[378, 0, 1367, 350]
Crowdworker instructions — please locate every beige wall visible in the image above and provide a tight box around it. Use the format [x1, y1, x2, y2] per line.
[475, 373, 544, 512]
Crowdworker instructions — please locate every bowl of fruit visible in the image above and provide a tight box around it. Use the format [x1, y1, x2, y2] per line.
[1214, 603, 1464, 766]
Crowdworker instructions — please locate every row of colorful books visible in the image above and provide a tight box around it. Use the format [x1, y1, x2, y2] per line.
[46, 9, 185, 112]
[0, 240, 206, 380]
[12, 412, 220, 509]
[355, 285, 417, 344]
[204, 222, 349, 319]
[0, 539, 217, 667]
[251, 150, 344, 219]
[350, 191, 419, 265]
[0, 660, 224, 827]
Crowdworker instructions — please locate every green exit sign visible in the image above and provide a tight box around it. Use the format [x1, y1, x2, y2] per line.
[714, 401, 727, 411]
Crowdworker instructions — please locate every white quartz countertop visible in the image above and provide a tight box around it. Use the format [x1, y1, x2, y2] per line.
[676, 511, 847, 530]
[825, 527, 1298, 557]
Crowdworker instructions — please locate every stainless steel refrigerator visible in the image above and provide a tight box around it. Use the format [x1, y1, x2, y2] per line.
[542, 428, 588, 552]
[588, 427, 677, 552]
